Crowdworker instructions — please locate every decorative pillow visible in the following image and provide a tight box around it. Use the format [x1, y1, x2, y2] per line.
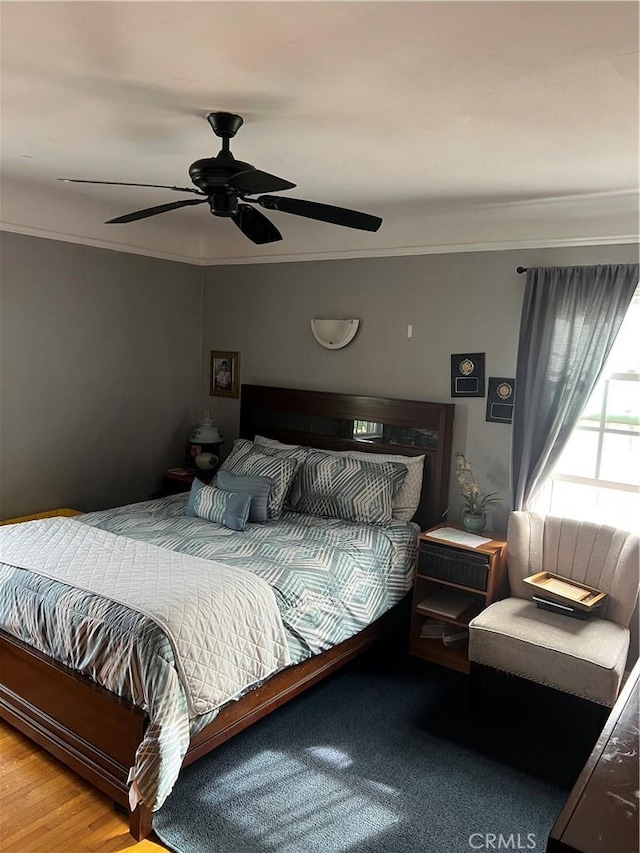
[256, 435, 424, 522]
[289, 450, 407, 526]
[332, 450, 424, 522]
[216, 470, 271, 524]
[255, 435, 301, 452]
[185, 479, 251, 531]
[220, 439, 305, 519]
[185, 477, 206, 516]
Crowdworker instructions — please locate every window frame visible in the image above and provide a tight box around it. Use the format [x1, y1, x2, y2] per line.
[550, 370, 639, 494]
[541, 286, 640, 529]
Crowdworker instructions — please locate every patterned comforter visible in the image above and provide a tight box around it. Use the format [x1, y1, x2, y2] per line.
[0, 494, 418, 810]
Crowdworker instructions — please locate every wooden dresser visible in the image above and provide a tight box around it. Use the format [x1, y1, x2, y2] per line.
[547, 660, 640, 853]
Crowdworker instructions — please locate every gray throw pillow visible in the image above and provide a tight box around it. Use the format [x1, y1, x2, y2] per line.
[216, 470, 271, 524]
[185, 479, 251, 531]
[220, 439, 306, 519]
[185, 477, 205, 516]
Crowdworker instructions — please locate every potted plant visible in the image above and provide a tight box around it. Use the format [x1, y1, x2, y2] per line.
[454, 452, 501, 533]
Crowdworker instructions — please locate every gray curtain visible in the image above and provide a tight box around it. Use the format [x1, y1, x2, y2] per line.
[511, 263, 638, 511]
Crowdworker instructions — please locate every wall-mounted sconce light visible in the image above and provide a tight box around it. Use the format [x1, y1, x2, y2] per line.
[310, 319, 359, 350]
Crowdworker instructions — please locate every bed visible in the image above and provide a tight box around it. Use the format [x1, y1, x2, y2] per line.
[0, 385, 454, 839]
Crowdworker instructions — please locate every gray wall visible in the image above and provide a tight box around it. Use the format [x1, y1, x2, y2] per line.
[1, 232, 637, 661]
[0, 232, 203, 517]
[202, 242, 639, 536]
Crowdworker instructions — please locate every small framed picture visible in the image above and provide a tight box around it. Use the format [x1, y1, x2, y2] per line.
[210, 351, 240, 398]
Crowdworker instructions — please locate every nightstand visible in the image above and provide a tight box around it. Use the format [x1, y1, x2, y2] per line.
[409, 523, 508, 674]
[160, 468, 214, 497]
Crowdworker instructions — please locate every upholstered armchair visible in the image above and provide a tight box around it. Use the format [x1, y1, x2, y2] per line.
[469, 513, 640, 708]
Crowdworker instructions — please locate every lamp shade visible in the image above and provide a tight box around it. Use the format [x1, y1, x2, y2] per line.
[310, 318, 359, 349]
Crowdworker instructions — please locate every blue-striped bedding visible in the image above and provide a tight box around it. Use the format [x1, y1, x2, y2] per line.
[0, 494, 418, 810]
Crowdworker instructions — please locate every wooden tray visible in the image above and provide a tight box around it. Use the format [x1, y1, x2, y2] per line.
[523, 571, 607, 612]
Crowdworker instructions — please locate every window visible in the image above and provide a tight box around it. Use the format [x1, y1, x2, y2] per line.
[352, 421, 384, 441]
[535, 287, 640, 532]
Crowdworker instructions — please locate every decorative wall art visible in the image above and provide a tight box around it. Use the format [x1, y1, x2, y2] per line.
[450, 353, 485, 397]
[210, 350, 240, 398]
[486, 377, 516, 423]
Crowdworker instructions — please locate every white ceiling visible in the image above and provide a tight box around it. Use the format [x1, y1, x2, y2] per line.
[1, 1, 638, 265]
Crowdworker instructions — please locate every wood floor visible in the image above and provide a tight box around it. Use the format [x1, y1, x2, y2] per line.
[0, 721, 167, 853]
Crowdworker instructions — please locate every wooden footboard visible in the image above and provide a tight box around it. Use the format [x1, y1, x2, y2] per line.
[0, 629, 152, 839]
[0, 600, 406, 840]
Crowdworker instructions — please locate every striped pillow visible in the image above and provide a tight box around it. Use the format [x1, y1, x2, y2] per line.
[216, 470, 271, 524]
[220, 439, 306, 519]
[186, 480, 251, 531]
[255, 435, 424, 521]
[289, 450, 407, 526]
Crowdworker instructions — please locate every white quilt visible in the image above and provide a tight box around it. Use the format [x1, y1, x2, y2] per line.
[0, 517, 291, 715]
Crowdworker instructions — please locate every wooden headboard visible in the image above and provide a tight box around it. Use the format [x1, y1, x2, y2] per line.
[239, 385, 455, 531]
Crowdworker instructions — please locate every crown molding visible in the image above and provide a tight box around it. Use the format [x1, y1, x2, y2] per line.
[446, 187, 638, 211]
[199, 233, 639, 266]
[0, 221, 201, 266]
[2, 222, 637, 268]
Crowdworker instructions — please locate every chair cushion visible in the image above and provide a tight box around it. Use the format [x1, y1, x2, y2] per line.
[469, 598, 629, 706]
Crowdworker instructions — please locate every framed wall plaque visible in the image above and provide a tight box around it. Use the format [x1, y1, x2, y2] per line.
[451, 352, 485, 397]
[486, 377, 516, 423]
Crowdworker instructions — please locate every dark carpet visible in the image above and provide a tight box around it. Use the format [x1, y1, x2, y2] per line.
[154, 658, 593, 853]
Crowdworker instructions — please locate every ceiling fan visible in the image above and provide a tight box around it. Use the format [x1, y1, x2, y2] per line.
[59, 112, 383, 245]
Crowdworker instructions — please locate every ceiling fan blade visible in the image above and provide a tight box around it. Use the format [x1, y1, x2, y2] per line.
[106, 198, 207, 224]
[227, 169, 296, 195]
[59, 178, 204, 195]
[232, 203, 283, 244]
[256, 196, 382, 232]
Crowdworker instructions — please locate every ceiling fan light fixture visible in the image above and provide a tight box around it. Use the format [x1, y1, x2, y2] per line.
[311, 319, 360, 350]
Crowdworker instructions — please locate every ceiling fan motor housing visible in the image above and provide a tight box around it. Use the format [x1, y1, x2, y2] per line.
[188, 155, 255, 193]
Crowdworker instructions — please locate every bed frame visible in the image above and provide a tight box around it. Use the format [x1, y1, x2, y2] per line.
[0, 385, 454, 840]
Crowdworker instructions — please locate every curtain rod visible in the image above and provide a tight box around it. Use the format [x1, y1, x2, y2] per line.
[516, 267, 528, 274]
